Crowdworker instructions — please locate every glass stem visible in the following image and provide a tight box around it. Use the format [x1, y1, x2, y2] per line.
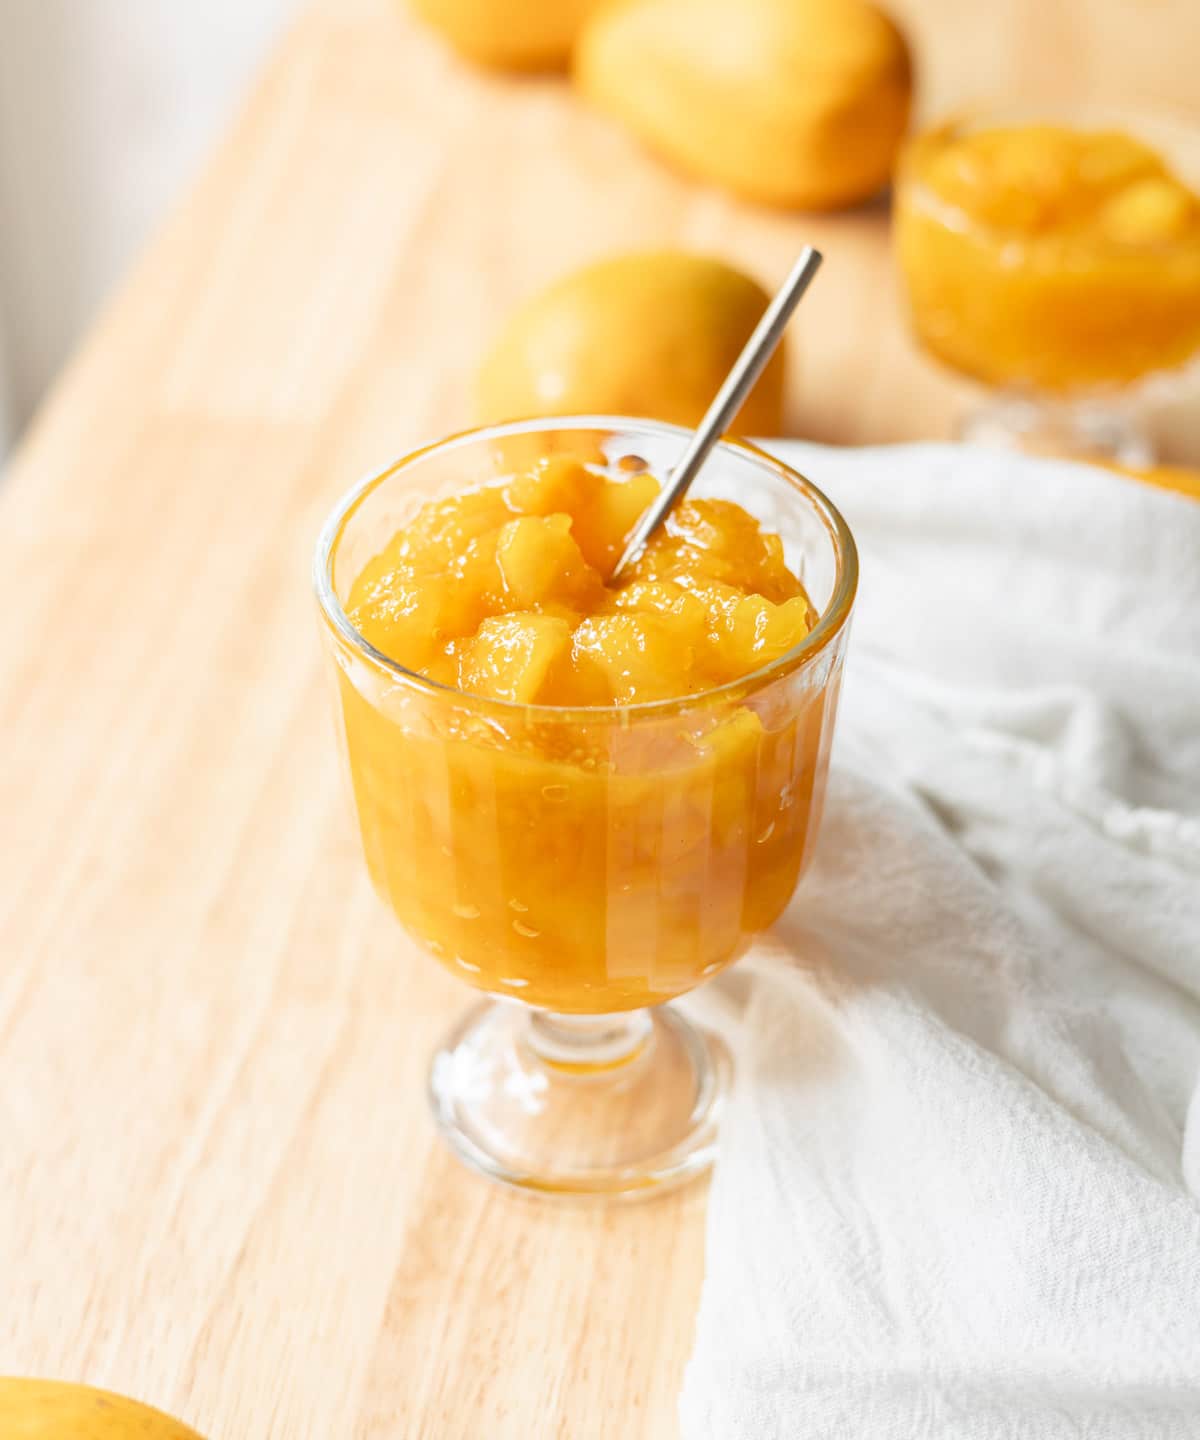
[526, 1009, 654, 1073]
[957, 389, 1154, 466]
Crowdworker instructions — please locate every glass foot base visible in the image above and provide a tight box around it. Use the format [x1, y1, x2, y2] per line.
[429, 1001, 730, 1200]
[958, 393, 1154, 467]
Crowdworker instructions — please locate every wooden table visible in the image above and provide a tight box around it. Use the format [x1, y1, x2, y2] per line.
[3, 3, 1197, 1435]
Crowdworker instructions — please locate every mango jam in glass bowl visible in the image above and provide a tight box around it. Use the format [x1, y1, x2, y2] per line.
[896, 113, 1200, 461]
[314, 418, 856, 1197]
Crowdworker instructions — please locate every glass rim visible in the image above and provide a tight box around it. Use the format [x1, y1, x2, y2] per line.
[312, 414, 859, 721]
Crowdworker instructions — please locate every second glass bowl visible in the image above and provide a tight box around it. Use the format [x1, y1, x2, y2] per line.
[895, 106, 1200, 463]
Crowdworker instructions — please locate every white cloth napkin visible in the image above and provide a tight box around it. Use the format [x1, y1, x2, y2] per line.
[680, 443, 1200, 1440]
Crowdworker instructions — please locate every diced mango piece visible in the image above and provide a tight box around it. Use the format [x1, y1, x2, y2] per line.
[726, 594, 815, 673]
[347, 571, 451, 673]
[457, 613, 573, 704]
[572, 472, 660, 575]
[1076, 132, 1162, 195]
[693, 704, 763, 764]
[685, 578, 747, 625]
[628, 498, 801, 602]
[402, 485, 513, 567]
[1101, 178, 1194, 245]
[571, 613, 698, 703]
[496, 513, 602, 610]
[608, 579, 709, 638]
[505, 456, 602, 516]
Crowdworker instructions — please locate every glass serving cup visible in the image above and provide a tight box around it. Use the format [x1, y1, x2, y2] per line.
[313, 417, 857, 1198]
[895, 105, 1200, 464]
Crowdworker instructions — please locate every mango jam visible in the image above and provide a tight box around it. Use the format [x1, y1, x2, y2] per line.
[348, 458, 815, 703]
[896, 122, 1200, 392]
[332, 457, 845, 1012]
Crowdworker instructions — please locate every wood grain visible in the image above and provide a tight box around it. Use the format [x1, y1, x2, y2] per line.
[2, 2, 1197, 1436]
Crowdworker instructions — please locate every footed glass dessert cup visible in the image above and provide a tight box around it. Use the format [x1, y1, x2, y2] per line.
[896, 106, 1200, 465]
[314, 418, 857, 1198]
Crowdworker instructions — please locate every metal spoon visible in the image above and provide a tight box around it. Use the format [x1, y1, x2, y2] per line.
[610, 245, 824, 581]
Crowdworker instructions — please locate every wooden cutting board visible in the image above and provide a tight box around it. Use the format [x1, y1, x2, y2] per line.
[2, 2, 1197, 1436]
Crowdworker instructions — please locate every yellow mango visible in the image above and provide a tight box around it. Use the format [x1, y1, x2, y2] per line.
[477, 251, 786, 435]
[575, 0, 912, 210]
[0, 1379, 205, 1439]
[410, 0, 609, 71]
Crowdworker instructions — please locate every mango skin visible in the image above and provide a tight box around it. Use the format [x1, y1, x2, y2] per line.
[410, 0, 609, 71]
[575, 0, 913, 211]
[0, 1378, 206, 1439]
[477, 251, 787, 436]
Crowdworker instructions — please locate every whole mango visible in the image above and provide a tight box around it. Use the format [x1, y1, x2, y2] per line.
[477, 252, 786, 435]
[410, 0, 609, 70]
[0, 1379, 206, 1440]
[575, 0, 913, 210]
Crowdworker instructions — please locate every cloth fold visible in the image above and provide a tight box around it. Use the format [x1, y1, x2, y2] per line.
[681, 444, 1200, 1440]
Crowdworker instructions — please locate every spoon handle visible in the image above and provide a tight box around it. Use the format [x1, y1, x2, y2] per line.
[611, 245, 823, 581]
